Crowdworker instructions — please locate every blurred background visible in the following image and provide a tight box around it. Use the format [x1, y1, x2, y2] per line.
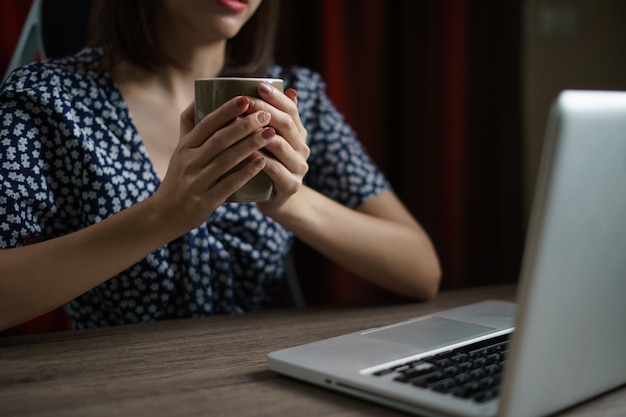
[1, 0, 626, 309]
[278, 0, 626, 304]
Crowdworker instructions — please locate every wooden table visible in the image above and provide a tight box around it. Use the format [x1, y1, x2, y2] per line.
[1, 284, 624, 416]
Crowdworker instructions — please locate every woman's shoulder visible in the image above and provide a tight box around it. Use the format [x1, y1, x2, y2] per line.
[1, 48, 106, 97]
[268, 65, 326, 93]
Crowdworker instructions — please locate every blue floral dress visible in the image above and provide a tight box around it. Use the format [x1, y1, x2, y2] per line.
[0, 48, 390, 328]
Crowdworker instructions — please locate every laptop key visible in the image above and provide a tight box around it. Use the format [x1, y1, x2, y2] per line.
[394, 368, 436, 383]
[375, 333, 510, 403]
[474, 389, 499, 403]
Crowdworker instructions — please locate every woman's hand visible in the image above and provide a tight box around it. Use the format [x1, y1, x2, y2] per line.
[248, 83, 310, 214]
[153, 96, 275, 235]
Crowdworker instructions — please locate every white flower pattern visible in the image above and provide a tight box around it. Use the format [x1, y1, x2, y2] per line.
[0, 48, 390, 329]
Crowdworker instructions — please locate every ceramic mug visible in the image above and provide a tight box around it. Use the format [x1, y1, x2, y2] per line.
[194, 77, 284, 202]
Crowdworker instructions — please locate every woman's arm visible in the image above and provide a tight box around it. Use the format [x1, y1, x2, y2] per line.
[0, 98, 273, 331]
[264, 186, 441, 301]
[0, 198, 181, 331]
[250, 78, 441, 300]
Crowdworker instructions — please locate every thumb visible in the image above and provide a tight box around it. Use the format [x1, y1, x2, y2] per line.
[285, 88, 298, 104]
[179, 101, 196, 141]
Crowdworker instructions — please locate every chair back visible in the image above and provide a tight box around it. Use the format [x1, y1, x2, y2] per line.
[2, 0, 44, 83]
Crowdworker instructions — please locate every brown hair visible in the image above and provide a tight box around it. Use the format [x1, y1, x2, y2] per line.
[87, 0, 280, 76]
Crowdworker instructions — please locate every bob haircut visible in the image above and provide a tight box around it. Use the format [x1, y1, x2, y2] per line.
[87, 0, 280, 76]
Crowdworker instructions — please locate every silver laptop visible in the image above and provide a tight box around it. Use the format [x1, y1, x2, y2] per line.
[268, 90, 626, 417]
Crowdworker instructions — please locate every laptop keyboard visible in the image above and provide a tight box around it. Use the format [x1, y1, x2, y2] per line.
[372, 333, 511, 403]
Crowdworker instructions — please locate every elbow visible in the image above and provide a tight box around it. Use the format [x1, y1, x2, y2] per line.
[408, 233, 443, 302]
[411, 254, 442, 302]
[417, 266, 442, 302]
[424, 267, 442, 301]
[381, 247, 442, 302]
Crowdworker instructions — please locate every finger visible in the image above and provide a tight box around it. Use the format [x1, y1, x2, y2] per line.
[285, 88, 298, 104]
[196, 128, 274, 190]
[213, 125, 275, 173]
[179, 101, 196, 141]
[209, 154, 267, 199]
[195, 110, 272, 164]
[257, 83, 298, 115]
[262, 134, 308, 177]
[245, 99, 303, 149]
[252, 84, 306, 145]
[185, 96, 252, 148]
[260, 151, 304, 198]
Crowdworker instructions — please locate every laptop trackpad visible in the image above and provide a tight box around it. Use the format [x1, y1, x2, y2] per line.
[363, 316, 495, 350]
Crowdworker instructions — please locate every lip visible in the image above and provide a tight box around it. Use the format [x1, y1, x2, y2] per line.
[216, 0, 248, 12]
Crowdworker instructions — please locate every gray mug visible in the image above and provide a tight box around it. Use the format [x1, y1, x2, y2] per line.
[195, 77, 284, 203]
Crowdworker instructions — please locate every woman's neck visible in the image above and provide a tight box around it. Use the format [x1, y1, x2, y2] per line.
[110, 41, 226, 113]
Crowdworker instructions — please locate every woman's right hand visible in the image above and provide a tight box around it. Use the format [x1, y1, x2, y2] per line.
[152, 96, 275, 235]
[0, 96, 275, 331]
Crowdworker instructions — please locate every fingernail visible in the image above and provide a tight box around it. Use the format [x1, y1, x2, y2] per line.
[254, 157, 266, 169]
[235, 96, 248, 109]
[259, 82, 272, 94]
[262, 127, 275, 140]
[257, 111, 271, 125]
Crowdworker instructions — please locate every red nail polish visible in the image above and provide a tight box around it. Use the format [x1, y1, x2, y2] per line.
[235, 96, 248, 109]
[262, 128, 275, 140]
[259, 83, 272, 94]
[254, 157, 266, 169]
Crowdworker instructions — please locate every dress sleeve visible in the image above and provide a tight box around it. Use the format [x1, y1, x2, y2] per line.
[0, 66, 79, 248]
[280, 67, 391, 209]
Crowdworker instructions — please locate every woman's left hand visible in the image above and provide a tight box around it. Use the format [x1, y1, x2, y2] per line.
[248, 82, 310, 213]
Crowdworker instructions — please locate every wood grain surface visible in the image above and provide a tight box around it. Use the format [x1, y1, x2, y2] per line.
[0, 285, 623, 417]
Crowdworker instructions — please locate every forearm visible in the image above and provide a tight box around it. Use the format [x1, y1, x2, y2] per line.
[272, 187, 441, 300]
[0, 197, 180, 331]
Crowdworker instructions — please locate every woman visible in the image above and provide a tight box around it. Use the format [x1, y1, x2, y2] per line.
[0, 0, 440, 331]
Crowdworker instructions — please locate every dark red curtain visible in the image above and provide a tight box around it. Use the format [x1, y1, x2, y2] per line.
[0, 0, 32, 75]
[276, 0, 524, 304]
